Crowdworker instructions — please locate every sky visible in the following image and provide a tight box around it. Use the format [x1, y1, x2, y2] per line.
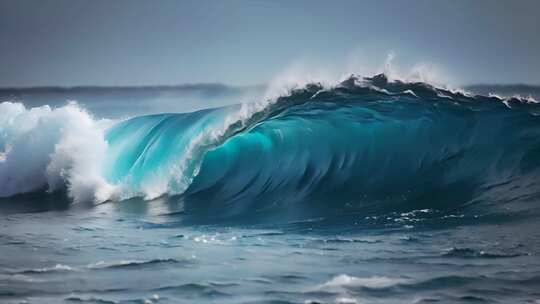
[0, 0, 539, 87]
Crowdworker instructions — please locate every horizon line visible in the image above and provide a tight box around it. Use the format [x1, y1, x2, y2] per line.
[0, 82, 540, 91]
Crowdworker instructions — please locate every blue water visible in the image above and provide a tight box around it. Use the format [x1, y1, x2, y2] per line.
[1, 74, 540, 303]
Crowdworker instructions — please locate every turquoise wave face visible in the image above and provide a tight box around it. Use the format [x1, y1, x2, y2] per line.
[103, 75, 540, 220]
[103, 107, 234, 197]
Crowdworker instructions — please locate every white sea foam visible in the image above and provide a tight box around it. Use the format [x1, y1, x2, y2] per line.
[310, 274, 407, 304]
[263, 51, 451, 100]
[0, 101, 118, 203]
[13, 263, 78, 274]
[321, 274, 407, 289]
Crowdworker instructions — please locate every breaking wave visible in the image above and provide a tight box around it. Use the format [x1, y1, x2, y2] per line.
[2, 74, 540, 220]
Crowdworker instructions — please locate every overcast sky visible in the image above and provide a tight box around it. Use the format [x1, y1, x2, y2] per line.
[1, 0, 539, 87]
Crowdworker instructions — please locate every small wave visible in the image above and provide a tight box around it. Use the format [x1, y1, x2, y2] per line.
[241, 231, 285, 238]
[11, 263, 77, 274]
[320, 274, 408, 290]
[443, 247, 527, 259]
[87, 258, 185, 270]
[64, 296, 119, 304]
[65, 294, 161, 304]
[322, 237, 382, 244]
[152, 282, 230, 297]
[396, 275, 480, 292]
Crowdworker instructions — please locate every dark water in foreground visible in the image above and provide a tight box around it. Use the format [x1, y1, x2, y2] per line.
[1, 198, 540, 304]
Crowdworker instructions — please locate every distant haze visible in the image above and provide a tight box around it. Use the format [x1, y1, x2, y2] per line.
[1, 0, 539, 87]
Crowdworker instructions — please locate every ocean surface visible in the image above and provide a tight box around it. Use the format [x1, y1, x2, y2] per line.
[1, 74, 540, 303]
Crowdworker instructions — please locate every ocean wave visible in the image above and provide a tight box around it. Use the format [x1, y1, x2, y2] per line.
[1, 74, 540, 222]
